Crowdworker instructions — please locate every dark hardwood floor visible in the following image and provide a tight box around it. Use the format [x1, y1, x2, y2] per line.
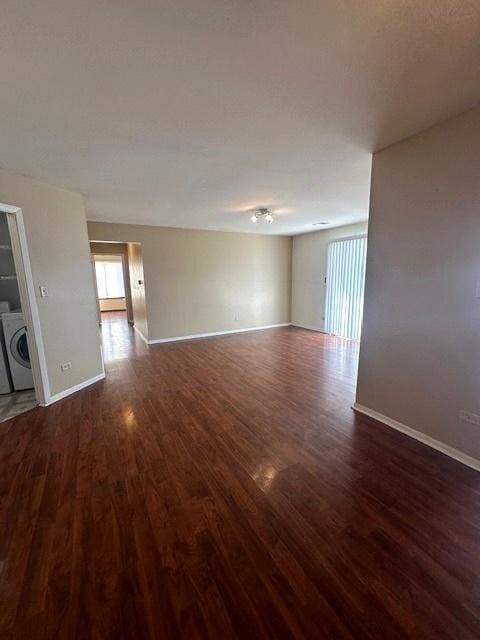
[1, 318, 479, 639]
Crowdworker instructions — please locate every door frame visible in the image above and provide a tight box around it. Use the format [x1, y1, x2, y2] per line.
[0, 203, 49, 405]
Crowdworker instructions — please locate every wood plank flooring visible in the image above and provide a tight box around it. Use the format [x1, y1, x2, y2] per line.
[1, 314, 479, 639]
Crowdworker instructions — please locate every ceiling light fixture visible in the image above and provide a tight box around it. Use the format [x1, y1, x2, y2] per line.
[251, 208, 274, 224]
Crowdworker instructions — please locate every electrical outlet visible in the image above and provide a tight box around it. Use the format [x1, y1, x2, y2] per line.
[61, 362, 72, 372]
[459, 410, 480, 427]
[39, 285, 48, 297]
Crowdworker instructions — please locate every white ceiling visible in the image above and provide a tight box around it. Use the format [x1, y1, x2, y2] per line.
[1, 1, 480, 235]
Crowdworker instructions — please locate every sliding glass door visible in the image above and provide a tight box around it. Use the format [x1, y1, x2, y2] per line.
[325, 236, 367, 340]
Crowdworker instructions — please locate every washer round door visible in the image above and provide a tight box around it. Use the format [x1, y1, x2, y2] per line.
[10, 327, 31, 368]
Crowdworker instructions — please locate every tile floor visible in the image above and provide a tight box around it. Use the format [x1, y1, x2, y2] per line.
[0, 388, 36, 422]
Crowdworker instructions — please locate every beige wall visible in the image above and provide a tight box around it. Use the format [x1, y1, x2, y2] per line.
[127, 242, 148, 339]
[0, 170, 103, 397]
[88, 222, 292, 340]
[292, 222, 368, 331]
[90, 242, 133, 322]
[357, 107, 480, 461]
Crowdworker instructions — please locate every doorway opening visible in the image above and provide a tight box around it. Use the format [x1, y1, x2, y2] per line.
[94, 253, 128, 324]
[90, 241, 133, 330]
[0, 206, 48, 419]
[324, 235, 367, 340]
[89, 240, 148, 361]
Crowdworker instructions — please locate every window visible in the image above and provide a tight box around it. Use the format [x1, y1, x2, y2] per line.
[324, 236, 367, 340]
[95, 256, 125, 299]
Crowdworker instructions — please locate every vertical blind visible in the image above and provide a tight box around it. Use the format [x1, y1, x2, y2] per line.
[95, 258, 125, 299]
[324, 236, 367, 340]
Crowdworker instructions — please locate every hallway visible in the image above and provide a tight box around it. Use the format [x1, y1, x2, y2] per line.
[100, 310, 148, 362]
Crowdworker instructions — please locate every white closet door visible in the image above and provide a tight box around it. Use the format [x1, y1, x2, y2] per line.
[324, 236, 367, 340]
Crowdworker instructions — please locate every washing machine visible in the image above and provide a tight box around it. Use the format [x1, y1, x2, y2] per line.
[0, 302, 12, 394]
[2, 312, 34, 390]
[0, 326, 12, 394]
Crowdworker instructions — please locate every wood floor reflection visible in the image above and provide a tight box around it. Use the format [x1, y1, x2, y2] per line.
[1, 320, 479, 639]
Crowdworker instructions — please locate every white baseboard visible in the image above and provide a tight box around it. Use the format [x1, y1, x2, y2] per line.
[353, 403, 480, 472]
[133, 325, 149, 344]
[41, 372, 106, 406]
[147, 323, 291, 345]
[291, 322, 326, 333]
